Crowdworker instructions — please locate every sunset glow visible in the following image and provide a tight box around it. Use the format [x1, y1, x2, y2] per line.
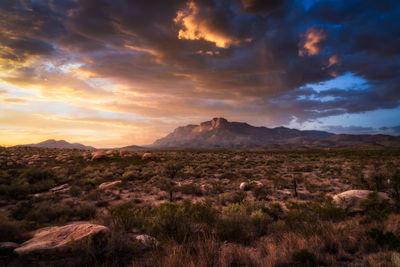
[1, 0, 399, 147]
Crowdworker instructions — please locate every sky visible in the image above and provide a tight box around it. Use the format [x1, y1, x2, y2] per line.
[0, 0, 399, 147]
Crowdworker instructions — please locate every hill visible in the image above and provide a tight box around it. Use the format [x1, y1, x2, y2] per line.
[15, 139, 95, 150]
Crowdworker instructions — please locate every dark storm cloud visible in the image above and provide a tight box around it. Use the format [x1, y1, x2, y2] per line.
[0, 0, 399, 125]
[240, 0, 285, 13]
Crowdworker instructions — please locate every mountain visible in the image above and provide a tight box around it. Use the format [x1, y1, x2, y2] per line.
[119, 145, 145, 150]
[150, 117, 335, 148]
[16, 139, 95, 150]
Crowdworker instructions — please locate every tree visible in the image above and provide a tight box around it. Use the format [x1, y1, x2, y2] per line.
[156, 161, 183, 202]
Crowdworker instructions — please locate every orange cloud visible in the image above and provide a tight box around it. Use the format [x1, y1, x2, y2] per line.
[328, 55, 341, 67]
[174, 1, 238, 48]
[299, 27, 326, 56]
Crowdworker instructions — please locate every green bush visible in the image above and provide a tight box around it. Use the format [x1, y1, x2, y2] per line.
[217, 202, 271, 244]
[107, 202, 146, 232]
[12, 201, 96, 225]
[284, 198, 345, 234]
[1, 168, 56, 199]
[360, 191, 393, 223]
[20, 168, 54, 184]
[144, 199, 216, 243]
[0, 213, 28, 242]
[368, 228, 400, 250]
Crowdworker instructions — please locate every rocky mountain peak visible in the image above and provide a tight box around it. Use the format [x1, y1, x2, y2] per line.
[211, 117, 228, 128]
[150, 117, 335, 148]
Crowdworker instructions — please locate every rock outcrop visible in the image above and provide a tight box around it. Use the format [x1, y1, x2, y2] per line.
[142, 153, 152, 160]
[91, 151, 107, 160]
[99, 180, 122, 190]
[135, 234, 159, 250]
[14, 223, 110, 257]
[333, 190, 390, 213]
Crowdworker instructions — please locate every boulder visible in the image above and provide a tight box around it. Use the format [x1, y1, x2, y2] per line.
[91, 151, 107, 160]
[14, 223, 109, 257]
[99, 180, 122, 190]
[251, 181, 263, 187]
[142, 153, 152, 160]
[239, 182, 249, 190]
[119, 149, 132, 158]
[50, 184, 70, 194]
[135, 234, 159, 250]
[105, 150, 114, 156]
[333, 190, 390, 213]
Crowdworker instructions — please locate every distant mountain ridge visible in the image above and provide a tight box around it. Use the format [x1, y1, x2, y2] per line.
[15, 139, 95, 150]
[150, 117, 335, 148]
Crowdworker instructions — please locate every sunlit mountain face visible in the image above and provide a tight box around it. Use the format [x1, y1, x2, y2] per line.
[0, 0, 399, 147]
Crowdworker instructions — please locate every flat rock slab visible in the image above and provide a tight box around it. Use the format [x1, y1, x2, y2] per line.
[99, 180, 122, 190]
[14, 223, 109, 257]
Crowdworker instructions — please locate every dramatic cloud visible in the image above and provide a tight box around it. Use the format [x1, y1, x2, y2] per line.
[299, 27, 326, 56]
[174, 1, 239, 48]
[0, 0, 399, 146]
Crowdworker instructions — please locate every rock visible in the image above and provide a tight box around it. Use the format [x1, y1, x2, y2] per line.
[106, 150, 114, 156]
[99, 180, 122, 190]
[0, 242, 18, 256]
[119, 149, 132, 158]
[240, 182, 249, 190]
[91, 151, 107, 160]
[232, 155, 242, 161]
[333, 190, 391, 213]
[14, 223, 109, 257]
[142, 153, 152, 160]
[50, 184, 70, 194]
[251, 181, 263, 187]
[135, 234, 159, 250]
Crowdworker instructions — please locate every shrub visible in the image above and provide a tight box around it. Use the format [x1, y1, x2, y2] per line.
[163, 161, 183, 179]
[76, 203, 97, 220]
[219, 191, 246, 205]
[368, 228, 400, 250]
[107, 202, 146, 232]
[179, 182, 203, 196]
[291, 249, 317, 266]
[13, 201, 96, 225]
[0, 213, 27, 242]
[284, 198, 346, 234]
[217, 202, 271, 244]
[360, 191, 393, 223]
[1, 168, 56, 199]
[144, 199, 216, 243]
[251, 185, 270, 200]
[122, 170, 141, 181]
[20, 168, 54, 184]
[70, 185, 82, 197]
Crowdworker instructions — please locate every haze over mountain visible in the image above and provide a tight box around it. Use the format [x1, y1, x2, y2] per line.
[15, 140, 95, 150]
[150, 118, 400, 149]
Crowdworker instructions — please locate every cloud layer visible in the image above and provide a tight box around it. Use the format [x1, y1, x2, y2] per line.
[0, 0, 399, 146]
